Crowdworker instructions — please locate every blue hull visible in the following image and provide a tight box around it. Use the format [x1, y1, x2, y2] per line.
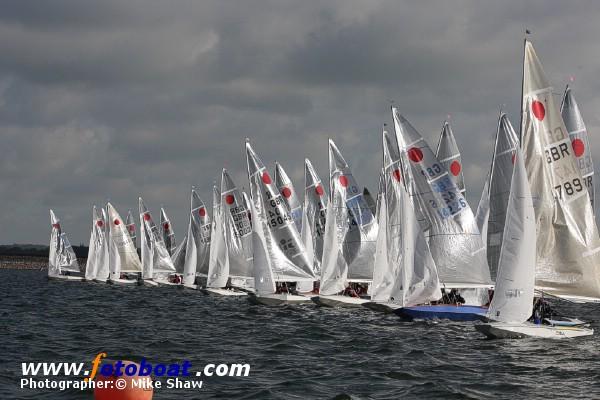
[394, 305, 488, 321]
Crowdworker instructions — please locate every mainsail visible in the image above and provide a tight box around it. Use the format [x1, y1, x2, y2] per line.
[221, 169, 254, 282]
[245, 140, 315, 289]
[436, 121, 466, 194]
[521, 40, 600, 299]
[182, 219, 198, 287]
[274, 162, 303, 232]
[126, 210, 137, 249]
[191, 189, 212, 276]
[487, 147, 535, 323]
[301, 158, 327, 276]
[85, 206, 108, 281]
[207, 185, 229, 288]
[392, 108, 491, 286]
[561, 85, 594, 210]
[319, 139, 378, 295]
[48, 210, 80, 277]
[486, 113, 519, 278]
[139, 197, 176, 279]
[106, 202, 142, 280]
[160, 207, 176, 256]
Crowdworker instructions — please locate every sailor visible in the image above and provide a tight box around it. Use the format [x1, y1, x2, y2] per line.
[447, 289, 465, 305]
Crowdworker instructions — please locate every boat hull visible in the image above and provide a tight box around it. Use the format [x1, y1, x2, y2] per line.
[312, 295, 370, 308]
[248, 293, 311, 305]
[475, 322, 594, 339]
[202, 287, 248, 297]
[107, 278, 138, 285]
[362, 301, 402, 313]
[394, 305, 488, 321]
[48, 275, 84, 282]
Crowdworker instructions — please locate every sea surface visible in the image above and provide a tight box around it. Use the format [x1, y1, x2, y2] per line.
[2, 269, 600, 400]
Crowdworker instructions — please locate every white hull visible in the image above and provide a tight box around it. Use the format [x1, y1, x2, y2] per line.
[152, 278, 181, 287]
[312, 295, 370, 308]
[183, 284, 199, 290]
[108, 278, 138, 285]
[48, 275, 84, 282]
[476, 322, 594, 339]
[203, 287, 248, 297]
[362, 301, 402, 313]
[248, 293, 312, 305]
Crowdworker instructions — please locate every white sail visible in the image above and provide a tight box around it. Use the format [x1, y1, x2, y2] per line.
[487, 147, 535, 323]
[96, 208, 110, 281]
[392, 108, 491, 286]
[221, 169, 254, 282]
[182, 220, 198, 287]
[301, 158, 328, 276]
[274, 162, 303, 232]
[475, 176, 490, 247]
[521, 40, 600, 299]
[139, 197, 176, 279]
[248, 195, 277, 295]
[85, 206, 108, 281]
[48, 210, 80, 277]
[125, 210, 137, 249]
[106, 202, 142, 280]
[320, 139, 378, 294]
[487, 113, 519, 279]
[171, 234, 187, 275]
[190, 189, 212, 276]
[561, 85, 594, 210]
[159, 207, 176, 256]
[436, 121, 466, 194]
[207, 185, 229, 288]
[245, 140, 315, 286]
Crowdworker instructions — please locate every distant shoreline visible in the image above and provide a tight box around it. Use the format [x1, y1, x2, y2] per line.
[0, 255, 86, 270]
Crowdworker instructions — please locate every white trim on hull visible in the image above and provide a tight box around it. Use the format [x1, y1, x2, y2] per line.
[312, 295, 370, 308]
[475, 322, 594, 339]
[48, 275, 84, 282]
[248, 293, 312, 305]
[107, 278, 138, 285]
[202, 287, 248, 297]
[152, 278, 181, 287]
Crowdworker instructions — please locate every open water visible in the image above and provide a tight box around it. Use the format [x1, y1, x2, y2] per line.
[1, 269, 600, 399]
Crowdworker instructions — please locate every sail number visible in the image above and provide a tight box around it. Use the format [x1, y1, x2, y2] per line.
[545, 142, 570, 164]
[554, 177, 584, 200]
[230, 206, 251, 237]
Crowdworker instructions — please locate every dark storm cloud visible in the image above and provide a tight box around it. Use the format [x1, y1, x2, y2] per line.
[2, 0, 600, 244]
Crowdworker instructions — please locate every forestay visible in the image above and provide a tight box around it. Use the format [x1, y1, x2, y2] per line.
[139, 198, 176, 279]
[160, 207, 176, 256]
[436, 121, 466, 194]
[487, 114, 519, 279]
[275, 162, 303, 232]
[521, 40, 600, 299]
[487, 147, 535, 323]
[561, 85, 594, 210]
[392, 108, 491, 286]
[107, 203, 142, 280]
[320, 139, 378, 295]
[245, 141, 315, 287]
[48, 210, 80, 278]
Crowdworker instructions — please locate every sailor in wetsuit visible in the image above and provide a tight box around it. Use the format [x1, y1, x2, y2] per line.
[531, 298, 555, 324]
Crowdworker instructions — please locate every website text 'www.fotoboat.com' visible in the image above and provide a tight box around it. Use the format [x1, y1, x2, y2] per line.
[19, 352, 251, 392]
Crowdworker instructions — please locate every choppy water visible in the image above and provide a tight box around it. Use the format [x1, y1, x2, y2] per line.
[2, 269, 600, 399]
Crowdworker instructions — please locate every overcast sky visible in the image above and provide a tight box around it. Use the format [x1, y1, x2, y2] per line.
[2, 0, 600, 245]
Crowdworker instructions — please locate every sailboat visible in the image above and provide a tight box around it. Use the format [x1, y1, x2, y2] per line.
[561, 85, 594, 210]
[274, 162, 303, 232]
[521, 40, 600, 303]
[484, 114, 520, 279]
[159, 207, 176, 256]
[139, 197, 178, 286]
[392, 108, 493, 320]
[313, 139, 378, 307]
[366, 127, 442, 313]
[475, 147, 593, 338]
[126, 210, 137, 249]
[205, 170, 255, 296]
[245, 140, 316, 305]
[106, 202, 142, 284]
[299, 158, 327, 294]
[436, 121, 466, 195]
[172, 187, 212, 289]
[48, 210, 83, 281]
[84, 206, 109, 282]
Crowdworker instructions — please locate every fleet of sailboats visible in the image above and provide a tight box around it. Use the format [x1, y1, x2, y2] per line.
[46, 37, 600, 339]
